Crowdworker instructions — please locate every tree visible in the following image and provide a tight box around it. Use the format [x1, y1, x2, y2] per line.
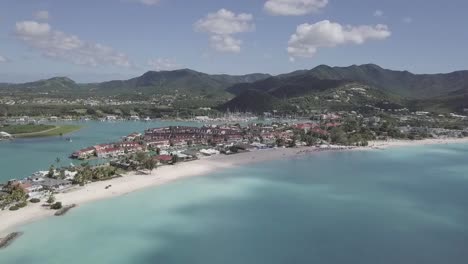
[59, 169, 66, 180]
[47, 194, 56, 204]
[330, 127, 348, 145]
[276, 138, 285, 147]
[135, 152, 147, 163]
[171, 155, 179, 164]
[50, 202, 62, 210]
[144, 158, 157, 172]
[8, 185, 27, 204]
[288, 136, 297, 147]
[48, 165, 55, 178]
[30, 198, 41, 203]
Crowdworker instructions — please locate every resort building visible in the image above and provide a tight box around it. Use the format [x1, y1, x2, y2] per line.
[0, 131, 12, 140]
[71, 147, 95, 159]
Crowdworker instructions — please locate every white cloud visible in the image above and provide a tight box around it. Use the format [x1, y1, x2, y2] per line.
[147, 58, 180, 71]
[0, 55, 10, 63]
[210, 35, 242, 53]
[194, 9, 254, 53]
[34, 10, 50, 20]
[15, 21, 131, 67]
[264, 0, 328, 16]
[16, 21, 51, 36]
[287, 20, 391, 59]
[403, 17, 413, 24]
[373, 10, 384, 17]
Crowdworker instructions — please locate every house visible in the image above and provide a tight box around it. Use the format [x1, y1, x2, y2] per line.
[96, 147, 124, 158]
[145, 140, 171, 149]
[7, 181, 43, 197]
[199, 149, 220, 156]
[114, 142, 144, 153]
[182, 150, 202, 159]
[105, 115, 117, 121]
[71, 147, 95, 159]
[123, 132, 142, 142]
[293, 123, 318, 132]
[154, 155, 173, 165]
[129, 115, 140, 121]
[33, 178, 73, 191]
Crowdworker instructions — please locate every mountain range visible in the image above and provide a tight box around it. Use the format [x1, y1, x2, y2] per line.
[1, 64, 467, 113]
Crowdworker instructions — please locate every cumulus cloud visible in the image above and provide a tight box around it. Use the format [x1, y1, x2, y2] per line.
[0, 55, 10, 63]
[147, 58, 180, 71]
[373, 10, 384, 17]
[264, 0, 328, 16]
[34, 10, 50, 20]
[15, 21, 131, 67]
[194, 9, 254, 53]
[287, 20, 391, 60]
[210, 35, 242, 53]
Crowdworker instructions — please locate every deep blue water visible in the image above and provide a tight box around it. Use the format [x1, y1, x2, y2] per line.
[1, 143, 468, 264]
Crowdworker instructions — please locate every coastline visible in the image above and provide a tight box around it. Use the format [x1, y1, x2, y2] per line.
[367, 137, 468, 149]
[11, 125, 83, 138]
[1, 137, 468, 238]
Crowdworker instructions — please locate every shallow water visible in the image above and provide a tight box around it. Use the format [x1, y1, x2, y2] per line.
[1, 144, 468, 264]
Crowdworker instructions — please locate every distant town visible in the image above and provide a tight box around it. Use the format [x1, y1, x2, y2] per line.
[1, 107, 468, 212]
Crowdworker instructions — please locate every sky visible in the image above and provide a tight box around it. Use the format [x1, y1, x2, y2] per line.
[0, 0, 467, 83]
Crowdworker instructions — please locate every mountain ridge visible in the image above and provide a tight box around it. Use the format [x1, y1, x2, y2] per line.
[1, 65, 468, 114]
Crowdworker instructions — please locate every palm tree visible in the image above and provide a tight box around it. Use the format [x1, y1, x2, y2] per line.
[47, 194, 55, 204]
[144, 158, 157, 172]
[48, 165, 55, 178]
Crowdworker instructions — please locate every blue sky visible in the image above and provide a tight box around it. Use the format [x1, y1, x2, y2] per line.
[0, 0, 467, 82]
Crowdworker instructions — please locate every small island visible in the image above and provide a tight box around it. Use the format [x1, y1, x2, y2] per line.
[0, 124, 82, 138]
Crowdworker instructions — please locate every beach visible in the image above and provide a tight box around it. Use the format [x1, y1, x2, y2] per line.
[2, 137, 468, 238]
[0, 147, 307, 237]
[368, 137, 468, 149]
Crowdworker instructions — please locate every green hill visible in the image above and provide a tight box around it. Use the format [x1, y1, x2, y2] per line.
[95, 69, 269, 97]
[228, 64, 468, 99]
[0, 70, 270, 99]
[2, 64, 468, 114]
[218, 90, 289, 113]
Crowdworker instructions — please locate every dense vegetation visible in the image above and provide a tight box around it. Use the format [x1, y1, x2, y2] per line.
[0, 124, 82, 137]
[0, 124, 55, 134]
[1, 64, 468, 116]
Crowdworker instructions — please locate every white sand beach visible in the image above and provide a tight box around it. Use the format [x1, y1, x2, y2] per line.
[2, 137, 468, 238]
[368, 137, 468, 149]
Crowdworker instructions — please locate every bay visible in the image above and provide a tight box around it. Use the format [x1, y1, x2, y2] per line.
[1, 143, 468, 264]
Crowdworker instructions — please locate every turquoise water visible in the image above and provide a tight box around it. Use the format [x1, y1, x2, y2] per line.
[1, 143, 468, 263]
[0, 121, 198, 182]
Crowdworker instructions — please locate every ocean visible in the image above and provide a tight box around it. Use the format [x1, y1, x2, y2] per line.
[1, 143, 468, 263]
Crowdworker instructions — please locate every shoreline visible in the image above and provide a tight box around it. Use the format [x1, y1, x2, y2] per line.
[367, 137, 468, 149]
[1, 137, 468, 238]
